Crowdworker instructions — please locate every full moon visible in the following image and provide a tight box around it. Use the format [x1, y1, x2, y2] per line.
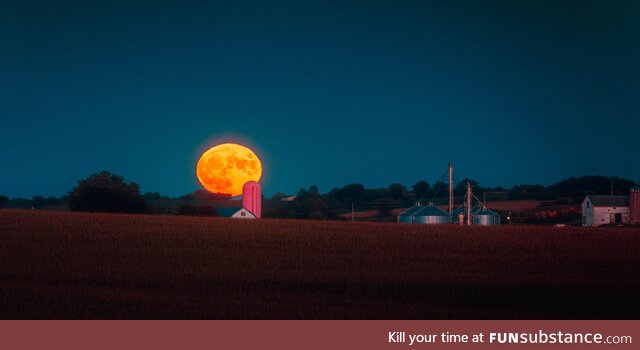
[196, 143, 262, 196]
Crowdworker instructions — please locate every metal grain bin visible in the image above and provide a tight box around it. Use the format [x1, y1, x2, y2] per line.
[472, 207, 501, 226]
[397, 206, 422, 223]
[414, 204, 449, 224]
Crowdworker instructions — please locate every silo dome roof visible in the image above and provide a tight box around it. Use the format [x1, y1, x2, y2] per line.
[414, 206, 448, 217]
[452, 205, 482, 215]
[473, 207, 499, 216]
[399, 206, 424, 216]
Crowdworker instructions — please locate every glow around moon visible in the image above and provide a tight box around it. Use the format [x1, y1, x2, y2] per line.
[196, 143, 262, 196]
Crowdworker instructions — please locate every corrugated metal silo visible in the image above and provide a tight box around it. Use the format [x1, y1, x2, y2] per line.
[414, 205, 449, 224]
[397, 206, 422, 223]
[472, 207, 501, 226]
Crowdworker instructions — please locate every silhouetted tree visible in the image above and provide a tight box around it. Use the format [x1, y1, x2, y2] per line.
[549, 176, 637, 198]
[334, 183, 365, 203]
[270, 192, 287, 201]
[32, 196, 46, 209]
[143, 192, 161, 200]
[196, 189, 232, 200]
[358, 188, 388, 203]
[46, 196, 59, 206]
[411, 180, 430, 199]
[454, 178, 480, 197]
[0, 195, 8, 208]
[177, 204, 198, 215]
[68, 171, 148, 213]
[263, 205, 290, 218]
[179, 189, 232, 201]
[309, 185, 320, 196]
[291, 185, 339, 220]
[508, 184, 549, 200]
[176, 204, 219, 216]
[388, 183, 408, 200]
[373, 198, 393, 217]
[197, 205, 218, 216]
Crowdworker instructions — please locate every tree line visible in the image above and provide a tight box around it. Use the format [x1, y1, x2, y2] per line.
[0, 171, 637, 219]
[262, 176, 638, 219]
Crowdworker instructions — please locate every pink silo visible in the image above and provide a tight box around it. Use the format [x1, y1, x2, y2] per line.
[631, 187, 640, 225]
[242, 181, 261, 218]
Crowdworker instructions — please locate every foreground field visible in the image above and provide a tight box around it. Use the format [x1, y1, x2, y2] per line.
[1, 210, 639, 319]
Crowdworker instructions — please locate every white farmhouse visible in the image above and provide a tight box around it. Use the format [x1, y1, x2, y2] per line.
[581, 195, 630, 227]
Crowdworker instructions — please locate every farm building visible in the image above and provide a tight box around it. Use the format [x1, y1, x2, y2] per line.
[397, 163, 501, 226]
[216, 207, 257, 219]
[414, 205, 449, 224]
[242, 181, 262, 218]
[581, 195, 630, 227]
[473, 207, 501, 226]
[631, 186, 640, 225]
[397, 206, 425, 223]
[397, 203, 448, 224]
[214, 181, 261, 220]
[451, 205, 501, 226]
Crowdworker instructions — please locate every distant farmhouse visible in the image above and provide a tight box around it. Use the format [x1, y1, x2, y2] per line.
[280, 195, 296, 202]
[582, 187, 640, 227]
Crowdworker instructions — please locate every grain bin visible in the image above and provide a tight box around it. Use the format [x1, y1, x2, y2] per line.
[414, 204, 449, 224]
[397, 206, 422, 223]
[472, 207, 501, 226]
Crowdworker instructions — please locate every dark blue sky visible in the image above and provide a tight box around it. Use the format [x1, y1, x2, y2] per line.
[1, 0, 638, 198]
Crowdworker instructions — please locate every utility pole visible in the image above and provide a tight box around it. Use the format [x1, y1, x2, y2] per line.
[466, 181, 472, 226]
[448, 162, 453, 223]
[610, 178, 614, 196]
[351, 202, 355, 222]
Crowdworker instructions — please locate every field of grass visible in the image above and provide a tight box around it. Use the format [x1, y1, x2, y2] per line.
[1, 209, 639, 319]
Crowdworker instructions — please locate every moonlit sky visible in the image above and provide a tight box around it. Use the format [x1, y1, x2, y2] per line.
[1, 0, 639, 198]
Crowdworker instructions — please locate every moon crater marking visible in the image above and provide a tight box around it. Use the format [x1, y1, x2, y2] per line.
[196, 143, 262, 196]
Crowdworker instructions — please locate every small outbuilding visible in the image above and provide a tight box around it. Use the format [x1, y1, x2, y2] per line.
[581, 195, 630, 227]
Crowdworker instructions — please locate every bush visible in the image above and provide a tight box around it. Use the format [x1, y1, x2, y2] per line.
[32, 196, 46, 209]
[46, 196, 60, 206]
[0, 195, 8, 208]
[177, 204, 198, 215]
[197, 205, 218, 216]
[177, 204, 218, 216]
[373, 198, 393, 217]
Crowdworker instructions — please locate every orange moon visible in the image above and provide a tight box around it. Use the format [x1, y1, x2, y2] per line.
[196, 143, 262, 196]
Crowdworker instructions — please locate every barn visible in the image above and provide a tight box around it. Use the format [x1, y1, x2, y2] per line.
[631, 186, 640, 225]
[214, 181, 261, 220]
[581, 195, 630, 227]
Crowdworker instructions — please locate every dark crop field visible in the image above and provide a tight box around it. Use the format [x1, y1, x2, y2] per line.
[1, 209, 639, 319]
